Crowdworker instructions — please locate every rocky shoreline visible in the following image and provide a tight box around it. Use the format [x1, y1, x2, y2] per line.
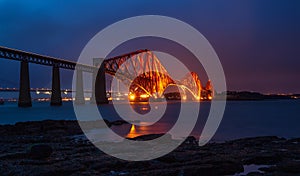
[0, 120, 300, 176]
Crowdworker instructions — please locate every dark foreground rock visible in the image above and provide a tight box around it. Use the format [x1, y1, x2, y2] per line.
[29, 144, 53, 160]
[0, 120, 300, 176]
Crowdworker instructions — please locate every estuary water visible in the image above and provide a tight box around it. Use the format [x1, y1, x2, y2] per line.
[0, 99, 300, 141]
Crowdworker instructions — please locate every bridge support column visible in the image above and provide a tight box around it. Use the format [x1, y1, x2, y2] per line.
[50, 65, 62, 106]
[18, 61, 32, 107]
[95, 62, 108, 104]
[90, 70, 96, 104]
[75, 70, 85, 104]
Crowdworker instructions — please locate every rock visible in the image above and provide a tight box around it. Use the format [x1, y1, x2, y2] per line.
[156, 154, 177, 163]
[110, 120, 129, 126]
[213, 159, 244, 175]
[182, 161, 244, 176]
[1, 120, 300, 175]
[0, 152, 27, 160]
[258, 166, 277, 173]
[247, 172, 264, 176]
[182, 164, 214, 175]
[1, 120, 83, 136]
[29, 144, 53, 160]
[109, 171, 129, 176]
[104, 119, 112, 127]
[127, 133, 170, 141]
[179, 136, 199, 150]
[184, 136, 197, 145]
[278, 161, 300, 173]
[244, 153, 282, 165]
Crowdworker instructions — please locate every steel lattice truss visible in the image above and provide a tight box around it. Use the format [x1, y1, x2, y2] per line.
[177, 72, 202, 99]
[103, 50, 202, 99]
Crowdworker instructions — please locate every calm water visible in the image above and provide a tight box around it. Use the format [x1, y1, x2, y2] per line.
[0, 99, 300, 141]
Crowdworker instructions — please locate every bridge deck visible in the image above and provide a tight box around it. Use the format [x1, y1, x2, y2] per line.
[0, 46, 95, 72]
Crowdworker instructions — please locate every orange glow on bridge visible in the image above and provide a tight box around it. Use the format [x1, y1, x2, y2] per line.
[105, 50, 214, 102]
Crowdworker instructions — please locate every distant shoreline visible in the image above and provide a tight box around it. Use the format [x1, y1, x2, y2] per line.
[216, 91, 300, 101]
[1, 90, 300, 103]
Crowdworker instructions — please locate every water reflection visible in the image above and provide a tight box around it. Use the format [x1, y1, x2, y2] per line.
[113, 123, 172, 139]
[130, 102, 151, 114]
[126, 124, 137, 138]
[112, 102, 183, 139]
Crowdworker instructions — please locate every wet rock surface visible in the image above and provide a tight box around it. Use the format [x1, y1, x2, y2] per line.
[0, 120, 300, 176]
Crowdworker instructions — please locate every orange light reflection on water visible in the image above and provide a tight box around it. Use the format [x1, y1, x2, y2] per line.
[124, 123, 172, 139]
[126, 124, 138, 138]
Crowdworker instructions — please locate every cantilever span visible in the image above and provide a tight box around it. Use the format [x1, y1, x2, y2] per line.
[96, 50, 213, 101]
[102, 50, 174, 99]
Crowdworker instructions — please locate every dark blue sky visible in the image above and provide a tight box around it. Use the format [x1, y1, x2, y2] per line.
[0, 0, 299, 93]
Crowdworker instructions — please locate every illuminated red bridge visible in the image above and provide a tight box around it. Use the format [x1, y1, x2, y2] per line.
[95, 50, 214, 102]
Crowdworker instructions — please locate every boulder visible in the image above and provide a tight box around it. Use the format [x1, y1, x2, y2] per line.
[29, 144, 53, 160]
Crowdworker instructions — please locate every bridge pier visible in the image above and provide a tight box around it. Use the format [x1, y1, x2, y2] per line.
[90, 69, 96, 104]
[50, 65, 62, 106]
[75, 70, 85, 104]
[95, 61, 108, 104]
[18, 61, 32, 107]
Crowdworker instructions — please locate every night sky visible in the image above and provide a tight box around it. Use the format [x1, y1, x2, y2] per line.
[0, 0, 299, 93]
